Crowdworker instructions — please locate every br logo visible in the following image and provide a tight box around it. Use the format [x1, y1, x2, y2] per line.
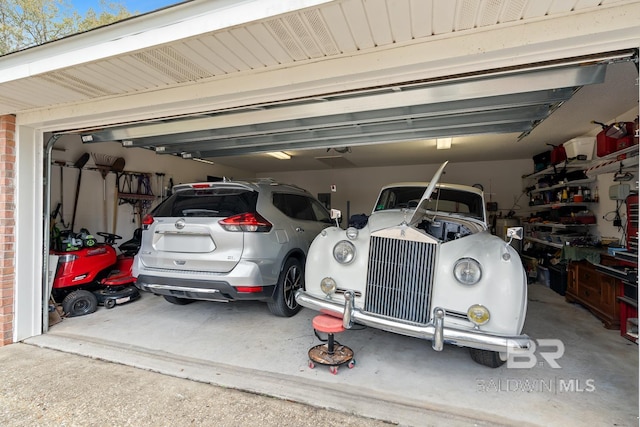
[507, 339, 565, 369]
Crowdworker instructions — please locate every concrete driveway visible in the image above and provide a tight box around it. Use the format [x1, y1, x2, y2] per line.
[25, 283, 639, 426]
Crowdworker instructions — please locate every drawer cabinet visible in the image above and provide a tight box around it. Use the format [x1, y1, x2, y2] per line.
[566, 260, 622, 329]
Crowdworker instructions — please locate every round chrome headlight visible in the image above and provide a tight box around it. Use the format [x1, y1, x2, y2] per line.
[333, 240, 355, 264]
[453, 258, 482, 285]
[467, 304, 490, 326]
[320, 277, 337, 295]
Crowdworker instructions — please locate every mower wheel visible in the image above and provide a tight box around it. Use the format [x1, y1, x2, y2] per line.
[62, 290, 98, 317]
[104, 299, 116, 309]
[163, 295, 195, 305]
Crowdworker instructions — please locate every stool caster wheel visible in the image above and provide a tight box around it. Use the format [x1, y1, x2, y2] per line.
[329, 366, 338, 375]
[308, 360, 315, 369]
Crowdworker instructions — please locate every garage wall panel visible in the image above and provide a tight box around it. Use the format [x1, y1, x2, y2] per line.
[15, 125, 44, 340]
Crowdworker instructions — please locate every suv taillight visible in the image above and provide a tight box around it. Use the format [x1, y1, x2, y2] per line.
[142, 214, 154, 230]
[219, 213, 272, 232]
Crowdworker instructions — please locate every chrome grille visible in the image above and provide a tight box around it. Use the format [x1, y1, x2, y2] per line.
[364, 236, 437, 324]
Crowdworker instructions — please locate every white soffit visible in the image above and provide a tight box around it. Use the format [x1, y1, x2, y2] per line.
[1, 0, 639, 121]
[0, 0, 333, 82]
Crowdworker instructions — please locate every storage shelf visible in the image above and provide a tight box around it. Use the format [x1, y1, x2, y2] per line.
[528, 178, 596, 194]
[586, 145, 639, 176]
[526, 160, 593, 179]
[526, 145, 639, 179]
[529, 201, 597, 208]
[526, 222, 596, 228]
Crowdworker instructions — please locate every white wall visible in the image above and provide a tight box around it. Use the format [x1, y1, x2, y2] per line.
[259, 157, 637, 246]
[14, 125, 43, 340]
[259, 159, 532, 220]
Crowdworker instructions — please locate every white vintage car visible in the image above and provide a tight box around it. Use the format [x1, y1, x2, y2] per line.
[295, 161, 530, 367]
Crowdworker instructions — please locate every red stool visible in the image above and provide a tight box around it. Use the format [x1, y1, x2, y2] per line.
[307, 314, 355, 374]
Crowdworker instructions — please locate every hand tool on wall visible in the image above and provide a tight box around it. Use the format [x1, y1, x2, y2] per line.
[70, 153, 90, 232]
[155, 172, 165, 201]
[111, 158, 126, 233]
[53, 161, 69, 229]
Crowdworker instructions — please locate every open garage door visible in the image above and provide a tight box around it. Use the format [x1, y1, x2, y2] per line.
[74, 52, 631, 160]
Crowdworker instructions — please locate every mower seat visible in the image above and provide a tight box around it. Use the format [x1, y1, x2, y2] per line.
[119, 228, 142, 255]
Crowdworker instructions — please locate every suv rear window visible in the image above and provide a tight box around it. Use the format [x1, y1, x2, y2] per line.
[153, 188, 258, 218]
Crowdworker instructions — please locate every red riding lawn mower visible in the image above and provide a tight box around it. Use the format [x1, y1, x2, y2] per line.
[50, 229, 141, 317]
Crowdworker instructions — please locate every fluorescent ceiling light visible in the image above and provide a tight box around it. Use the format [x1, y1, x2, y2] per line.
[436, 138, 452, 150]
[267, 151, 291, 160]
[192, 158, 215, 165]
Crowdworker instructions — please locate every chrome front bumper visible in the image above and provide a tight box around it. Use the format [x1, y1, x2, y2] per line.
[295, 290, 531, 354]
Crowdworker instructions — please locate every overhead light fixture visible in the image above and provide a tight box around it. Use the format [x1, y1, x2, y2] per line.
[81, 135, 93, 142]
[121, 140, 133, 147]
[267, 151, 291, 160]
[192, 158, 215, 165]
[327, 147, 351, 154]
[181, 151, 201, 159]
[436, 138, 452, 150]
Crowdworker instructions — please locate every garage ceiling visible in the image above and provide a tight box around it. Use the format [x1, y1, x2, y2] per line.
[2, 0, 639, 172]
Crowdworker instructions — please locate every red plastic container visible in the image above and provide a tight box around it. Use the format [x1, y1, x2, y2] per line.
[596, 122, 636, 157]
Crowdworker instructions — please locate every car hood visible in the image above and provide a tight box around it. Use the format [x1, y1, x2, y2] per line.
[408, 161, 448, 227]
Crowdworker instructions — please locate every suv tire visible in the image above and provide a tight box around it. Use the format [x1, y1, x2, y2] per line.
[268, 257, 303, 317]
[163, 295, 195, 305]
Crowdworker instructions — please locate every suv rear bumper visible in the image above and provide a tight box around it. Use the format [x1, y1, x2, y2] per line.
[136, 275, 276, 302]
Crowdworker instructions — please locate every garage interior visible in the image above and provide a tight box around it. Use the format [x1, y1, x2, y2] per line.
[1, 0, 638, 425]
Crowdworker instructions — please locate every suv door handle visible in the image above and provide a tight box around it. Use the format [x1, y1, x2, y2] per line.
[296, 227, 304, 233]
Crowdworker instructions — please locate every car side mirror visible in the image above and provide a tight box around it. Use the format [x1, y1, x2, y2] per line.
[330, 209, 342, 227]
[506, 227, 523, 243]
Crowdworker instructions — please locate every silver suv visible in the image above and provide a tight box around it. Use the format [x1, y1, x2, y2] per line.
[132, 179, 333, 317]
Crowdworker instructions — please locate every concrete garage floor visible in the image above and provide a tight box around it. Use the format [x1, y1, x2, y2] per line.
[27, 282, 638, 426]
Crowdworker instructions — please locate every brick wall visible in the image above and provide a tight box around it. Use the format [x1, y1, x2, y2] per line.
[0, 115, 16, 346]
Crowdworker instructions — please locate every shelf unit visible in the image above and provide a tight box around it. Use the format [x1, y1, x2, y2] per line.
[528, 178, 595, 195]
[585, 145, 640, 176]
[525, 160, 593, 180]
[523, 160, 599, 250]
[522, 144, 638, 250]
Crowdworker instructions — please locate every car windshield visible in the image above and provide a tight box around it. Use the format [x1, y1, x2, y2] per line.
[374, 186, 484, 220]
[152, 188, 258, 217]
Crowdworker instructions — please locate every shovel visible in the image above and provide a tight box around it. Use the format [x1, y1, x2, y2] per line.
[70, 153, 90, 232]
